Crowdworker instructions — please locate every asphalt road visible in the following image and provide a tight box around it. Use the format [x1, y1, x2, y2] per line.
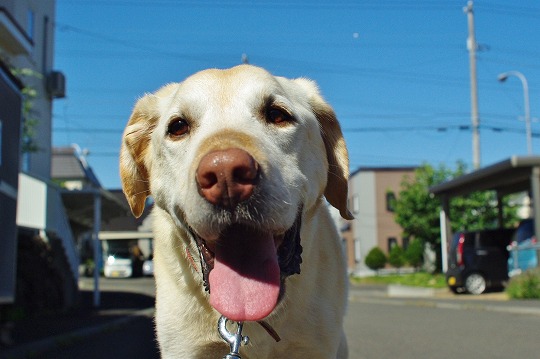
[31, 278, 540, 359]
[34, 315, 160, 359]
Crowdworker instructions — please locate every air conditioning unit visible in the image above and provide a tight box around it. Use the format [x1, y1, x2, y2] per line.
[47, 71, 66, 99]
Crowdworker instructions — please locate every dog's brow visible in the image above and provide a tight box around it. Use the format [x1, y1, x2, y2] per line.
[254, 95, 272, 121]
[168, 107, 200, 125]
[257, 94, 272, 109]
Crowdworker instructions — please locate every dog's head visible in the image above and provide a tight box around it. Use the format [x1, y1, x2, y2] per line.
[120, 65, 352, 321]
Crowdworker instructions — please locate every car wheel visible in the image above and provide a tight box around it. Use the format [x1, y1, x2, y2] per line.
[464, 273, 486, 295]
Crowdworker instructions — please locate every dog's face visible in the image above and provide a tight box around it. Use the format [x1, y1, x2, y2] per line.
[120, 65, 352, 322]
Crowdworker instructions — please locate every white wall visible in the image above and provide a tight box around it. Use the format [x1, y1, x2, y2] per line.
[350, 171, 377, 269]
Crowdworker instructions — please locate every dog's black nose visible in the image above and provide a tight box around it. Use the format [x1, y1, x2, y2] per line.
[196, 148, 259, 209]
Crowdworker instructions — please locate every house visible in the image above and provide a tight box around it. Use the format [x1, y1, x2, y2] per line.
[343, 166, 416, 274]
[0, 0, 73, 315]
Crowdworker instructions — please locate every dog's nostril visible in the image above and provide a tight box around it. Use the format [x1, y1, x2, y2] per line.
[233, 160, 259, 184]
[198, 172, 218, 190]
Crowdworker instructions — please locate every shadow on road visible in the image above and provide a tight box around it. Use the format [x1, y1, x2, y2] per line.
[8, 290, 155, 347]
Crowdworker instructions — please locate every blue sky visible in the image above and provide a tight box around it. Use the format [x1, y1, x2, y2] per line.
[53, 1, 540, 189]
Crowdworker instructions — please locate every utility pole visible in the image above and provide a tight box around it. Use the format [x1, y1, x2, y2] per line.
[465, 1, 480, 169]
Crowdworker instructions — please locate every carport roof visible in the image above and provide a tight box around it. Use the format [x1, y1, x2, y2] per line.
[60, 188, 131, 229]
[430, 156, 540, 198]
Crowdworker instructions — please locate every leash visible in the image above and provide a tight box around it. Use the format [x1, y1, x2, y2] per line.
[218, 316, 249, 359]
[217, 315, 281, 358]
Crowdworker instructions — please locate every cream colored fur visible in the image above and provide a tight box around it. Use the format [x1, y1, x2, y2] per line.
[120, 65, 352, 358]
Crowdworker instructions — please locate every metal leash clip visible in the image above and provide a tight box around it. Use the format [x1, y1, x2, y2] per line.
[218, 316, 249, 359]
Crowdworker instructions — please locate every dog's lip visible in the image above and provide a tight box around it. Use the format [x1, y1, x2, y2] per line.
[201, 227, 285, 258]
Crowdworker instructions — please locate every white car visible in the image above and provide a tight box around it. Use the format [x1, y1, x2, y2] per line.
[104, 254, 133, 278]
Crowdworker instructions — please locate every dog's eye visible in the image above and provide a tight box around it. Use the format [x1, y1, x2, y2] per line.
[167, 118, 190, 137]
[267, 108, 293, 125]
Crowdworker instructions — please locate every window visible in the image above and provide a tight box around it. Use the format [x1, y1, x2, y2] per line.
[387, 237, 397, 252]
[351, 194, 360, 215]
[402, 237, 410, 250]
[27, 9, 35, 40]
[386, 191, 396, 212]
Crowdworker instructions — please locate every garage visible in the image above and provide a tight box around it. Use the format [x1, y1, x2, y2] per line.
[430, 156, 540, 279]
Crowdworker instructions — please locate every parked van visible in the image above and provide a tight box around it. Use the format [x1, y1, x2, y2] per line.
[446, 228, 514, 294]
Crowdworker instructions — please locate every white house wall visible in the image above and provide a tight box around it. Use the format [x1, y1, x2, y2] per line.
[351, 171, 377, 270]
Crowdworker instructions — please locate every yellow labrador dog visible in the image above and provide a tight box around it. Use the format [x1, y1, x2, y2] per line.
[120, 65, 353, 359]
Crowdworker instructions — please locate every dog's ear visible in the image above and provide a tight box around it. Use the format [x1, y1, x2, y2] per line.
[120, 94, 159, 218]
[295, 79, 354, 220]
[313, 100, 354, 220]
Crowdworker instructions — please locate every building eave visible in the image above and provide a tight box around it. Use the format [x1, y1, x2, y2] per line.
[0, 7, 33, 55]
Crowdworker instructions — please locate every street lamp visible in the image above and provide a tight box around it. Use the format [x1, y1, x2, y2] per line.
[498, 71, 532, 155]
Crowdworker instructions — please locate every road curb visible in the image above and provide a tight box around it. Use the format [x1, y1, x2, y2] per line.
[387, 285, 437, 298]
[0, 308, 155, 359]
[349, 292, 540, 317]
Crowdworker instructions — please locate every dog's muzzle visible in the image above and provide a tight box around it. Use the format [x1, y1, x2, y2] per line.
[190, 146, 302, 322]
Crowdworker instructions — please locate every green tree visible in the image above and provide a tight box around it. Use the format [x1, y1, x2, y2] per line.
[10, 67, 42, 153]
[404, 239, 424, 270]
[394, 163, 452, 244]
[388, 245, 405, 271]
[365, 247, 387, 273]
[393, 162, 518, 271]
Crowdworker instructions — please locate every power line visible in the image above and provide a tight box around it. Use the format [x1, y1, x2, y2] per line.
[54, 127, 122, 134]
[57, 0, 462, 11]
[57, 0, 540, 18]
[52, 124, 540, 136]
[55, 22, 221, 63]
[476, 3, 540, 18]
[54, 18, 538, 95]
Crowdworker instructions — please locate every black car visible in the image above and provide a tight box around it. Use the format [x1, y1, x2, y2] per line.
[446, 228, 514, 294]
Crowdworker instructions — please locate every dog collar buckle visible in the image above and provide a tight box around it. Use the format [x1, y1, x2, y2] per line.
[218, 316, 249, 359]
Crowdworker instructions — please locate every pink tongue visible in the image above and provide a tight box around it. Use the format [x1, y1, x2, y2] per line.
[209, 226, 280, 322]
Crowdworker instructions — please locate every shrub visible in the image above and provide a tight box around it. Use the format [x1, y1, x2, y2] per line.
[506, 268, 540, 299]
[405, 239, 424, 270]
[388, 245, 406, 270]
[365, 247, 387, 273]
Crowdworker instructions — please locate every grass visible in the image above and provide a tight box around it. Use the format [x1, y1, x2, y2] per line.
[351, 271, 447, 289]
[505, 268, 540, 299]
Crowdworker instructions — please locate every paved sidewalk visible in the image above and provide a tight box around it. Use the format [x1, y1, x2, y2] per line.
[0, 290, 155, 359]
[350, 283, 540, 317]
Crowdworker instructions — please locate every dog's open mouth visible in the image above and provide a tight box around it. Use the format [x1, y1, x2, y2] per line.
[192, 214, 302, 322]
